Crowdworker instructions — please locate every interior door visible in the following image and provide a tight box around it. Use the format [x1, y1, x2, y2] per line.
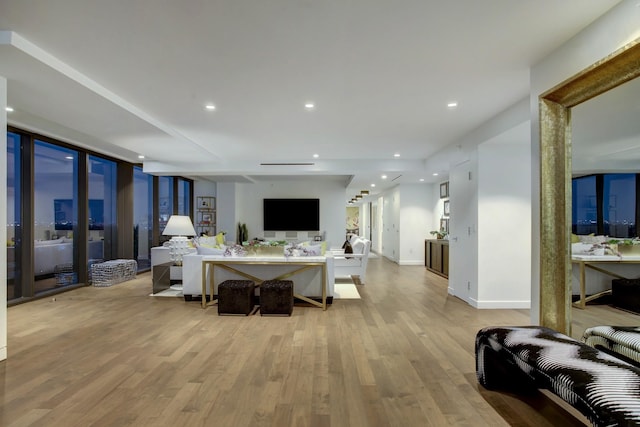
[448, 159, 477, 304]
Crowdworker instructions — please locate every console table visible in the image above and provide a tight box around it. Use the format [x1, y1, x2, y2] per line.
[201, 256, 329, 310]
[571, 255, 640, 309]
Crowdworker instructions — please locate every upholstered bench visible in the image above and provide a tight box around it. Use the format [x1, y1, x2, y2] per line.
[218, 280, 255, 315]
[260, 280, 293, 316]
[91, 259, 137, 287]
[583, 325, 640, 367]
[476, 326, 640, 426]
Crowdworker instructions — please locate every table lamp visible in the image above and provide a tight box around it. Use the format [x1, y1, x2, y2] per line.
[162, 215, 197, 266]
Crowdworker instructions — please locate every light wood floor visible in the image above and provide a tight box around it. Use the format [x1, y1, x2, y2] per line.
[2, 256, 637, 426]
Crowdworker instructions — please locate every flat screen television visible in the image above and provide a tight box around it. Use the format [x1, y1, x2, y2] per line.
[263, 198, 320, 231]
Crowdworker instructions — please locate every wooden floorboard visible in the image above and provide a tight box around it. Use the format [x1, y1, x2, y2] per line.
[2, 255, 633, 426]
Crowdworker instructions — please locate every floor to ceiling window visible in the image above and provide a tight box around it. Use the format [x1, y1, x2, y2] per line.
[177, 178, 192, 217]
[603, 173, 636, 237]
[134, 166, 153, 271]
[7, 126, 193, 303]
[158, 176, 174, 244]
[88, 156, 117, 265]
[7, 132, 21, 300]
[34, 140, 79, 294]
[572, 173, 638, 238]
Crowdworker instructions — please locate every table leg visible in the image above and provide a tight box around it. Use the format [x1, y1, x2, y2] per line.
[575, 262, 586, 309]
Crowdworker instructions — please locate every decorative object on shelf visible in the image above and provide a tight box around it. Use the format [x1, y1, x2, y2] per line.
[439, 181, 449, 199]
[196, 196, 216, 236]
[162, 215, 197, 265]
[440, 218, 449, 234]
[237, 222, 248, 244]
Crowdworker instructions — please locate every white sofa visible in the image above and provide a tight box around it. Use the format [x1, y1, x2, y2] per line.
[33, 239, 103, 276]
[181, 252, 335, 301]
[332, 236, 371, 285]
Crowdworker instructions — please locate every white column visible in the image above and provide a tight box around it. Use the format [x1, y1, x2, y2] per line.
[0, 76, 7, 361]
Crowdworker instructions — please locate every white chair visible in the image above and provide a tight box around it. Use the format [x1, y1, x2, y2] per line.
[332, 237, 371, 285]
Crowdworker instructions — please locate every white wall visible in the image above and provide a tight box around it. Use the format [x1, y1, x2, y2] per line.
[398, 184, 431, 265]
[530, 0, 640, 324]
[476, 126, 531, 308]
[380, 187, 401, 261]
[216, 182, 237, 242]
[1, 76, 7, 361]
[231, 179, 345, 247]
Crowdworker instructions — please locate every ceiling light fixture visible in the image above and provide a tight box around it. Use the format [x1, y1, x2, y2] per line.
[5, 106, 14, 112]
[65, 156, 74, 160]
[419, 178, 425, 182]
[393, 153, 400, 158]
[447, 102, 458, 108]
[138, 155, 145, 159]
[432, 172, 439, 176]
[381, 175, 387, 179]
[360, 190, 369, 195]
[205, 104, 216, 110]
[304, 103, 315, 109]
[313, 153, 319, 158]
[371, 183, 376, 187]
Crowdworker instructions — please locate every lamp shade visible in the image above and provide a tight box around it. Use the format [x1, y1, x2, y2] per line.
[162, 215, 197, 236]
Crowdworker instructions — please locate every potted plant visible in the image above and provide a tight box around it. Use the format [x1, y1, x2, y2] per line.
[430, 229, 446, 239]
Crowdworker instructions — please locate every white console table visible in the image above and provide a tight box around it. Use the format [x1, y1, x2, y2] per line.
[571, 254, 640, 309]
[201, 256, 330, 310]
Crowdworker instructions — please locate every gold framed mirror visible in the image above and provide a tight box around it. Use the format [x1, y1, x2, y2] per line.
[539, 38, 640, 334]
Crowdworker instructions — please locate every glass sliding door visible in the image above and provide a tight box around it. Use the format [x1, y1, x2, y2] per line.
[133, 166, 153, 271]
[88, 156, 117, 265]
[34, 140, 79, 293]
[7, 132, 21, 300]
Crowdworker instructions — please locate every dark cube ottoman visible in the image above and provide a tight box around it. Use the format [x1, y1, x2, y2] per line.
[612, 278, 640, 314]
[218, 280, 255, 315]
[260, 280, 294, 316]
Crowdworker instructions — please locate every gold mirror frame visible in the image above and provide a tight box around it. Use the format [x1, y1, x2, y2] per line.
[539, 38, 640, 334]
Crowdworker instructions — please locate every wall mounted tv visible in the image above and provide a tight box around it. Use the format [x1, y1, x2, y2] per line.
[263, 198, 320, 231]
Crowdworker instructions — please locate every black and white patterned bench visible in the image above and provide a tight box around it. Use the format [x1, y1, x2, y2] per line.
[583, 326, 640, 368]
[476, 326, 640, 426]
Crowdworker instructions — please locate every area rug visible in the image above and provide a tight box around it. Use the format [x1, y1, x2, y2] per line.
[333, 283, 361, 299]
[150, 288, 183, 298]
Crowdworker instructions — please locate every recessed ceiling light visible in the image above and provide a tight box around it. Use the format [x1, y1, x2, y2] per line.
[381, 175, 387, 179]
[419, 178, 425, 182]
[313, 153, 319, 158]
[138, 155, 145, 159]
[304, 103, 315, 110]
[393, 153, 400, 158]
[432, 172, 438, 176]
[205, 104, 216, 110]
[447, 102, 458, 108]
[65, 156, 74, 160]
[371, 183, 376, 187]
[5, 106, 14, 112]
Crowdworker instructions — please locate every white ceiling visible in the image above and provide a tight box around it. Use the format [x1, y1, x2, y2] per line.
[0, 0, 623, 200]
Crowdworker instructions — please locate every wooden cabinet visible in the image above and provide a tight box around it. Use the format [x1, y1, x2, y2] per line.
[425, 239, 449, 278]
[196, 196, 216, 236]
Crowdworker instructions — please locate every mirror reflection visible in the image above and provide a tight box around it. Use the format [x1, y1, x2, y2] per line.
[571, 76, 640, 333]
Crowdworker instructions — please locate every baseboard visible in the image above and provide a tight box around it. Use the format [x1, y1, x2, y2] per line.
[398, 260, 424, 266]
[470, 297, 531, 309]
